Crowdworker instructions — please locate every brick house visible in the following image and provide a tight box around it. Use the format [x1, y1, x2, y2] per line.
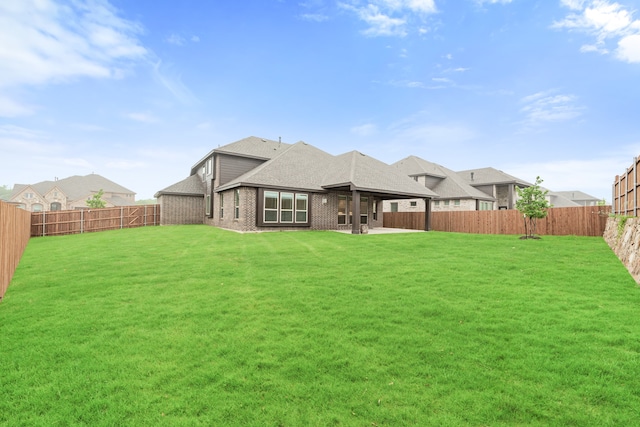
[155, 137, 437, 233]
[10, 174, 136, 212]
[385, 156, 497, 213]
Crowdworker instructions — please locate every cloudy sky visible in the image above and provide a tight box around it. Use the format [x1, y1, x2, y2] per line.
[1, 0, 639, 201]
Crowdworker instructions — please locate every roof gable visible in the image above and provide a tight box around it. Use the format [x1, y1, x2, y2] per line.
[393, 156, 493, 200]
[155, 174, 205, 197]
[457, 167, 532, 186]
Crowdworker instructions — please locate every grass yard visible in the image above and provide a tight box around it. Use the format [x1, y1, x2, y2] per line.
[1, 226, 639, 426]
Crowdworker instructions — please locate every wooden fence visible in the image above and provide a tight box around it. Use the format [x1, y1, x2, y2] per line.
[613, 154, 639, 216]
[384, 206, 611, 237]
[30, 205, 160, 237]
[1, 201, 31, 299]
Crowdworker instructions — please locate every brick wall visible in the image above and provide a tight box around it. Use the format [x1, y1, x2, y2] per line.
[158, 194, 204, 225]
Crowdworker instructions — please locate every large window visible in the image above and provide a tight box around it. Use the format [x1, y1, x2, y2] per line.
[50, 202, 62, 211]
[206, 195, 211, 217]
[390, 202, 398, 213]
[260, 190, 309, 226]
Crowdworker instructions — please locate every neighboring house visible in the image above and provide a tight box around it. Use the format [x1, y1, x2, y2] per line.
[546, 191, 580, 208]
[551, 191, 601, 206]
[155, 136, 438, 233]
[457, 167, 532, 210]
[10, 174, 136, 212]
[385, 156, 496, 212]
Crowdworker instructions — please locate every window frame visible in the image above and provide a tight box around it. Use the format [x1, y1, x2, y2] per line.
[234, 189, 240, 219]
[257, 189, 311, 227]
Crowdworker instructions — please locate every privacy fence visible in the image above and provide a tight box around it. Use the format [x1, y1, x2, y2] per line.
[30, 205, 160, 237]
[613, 154, 639, 216]
[384, 205, 611, 237]
[1, 201, 31, 299]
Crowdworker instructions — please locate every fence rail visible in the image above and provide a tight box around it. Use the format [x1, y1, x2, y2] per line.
[30, 205, 160, 237]
[613, 154, 639, 216]
[384, 206, 611, 237]
[1, 201, 31, 299]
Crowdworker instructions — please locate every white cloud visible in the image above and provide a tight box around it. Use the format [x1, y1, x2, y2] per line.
[351, 123, 378, 136]
[106, 160, 147, 170]
[0, 96, 35, 117]
[519, 90, 584, 126]
[166, 34, 185, 46]
[554, 0, 640, 63]
[0, 0, 147, 88]
[301, 13, 330, 22]
[339, 0, 437, 37]
[152, 60, 198, 105]
[126, 112, 159, 123]
[617, 33, 640, 62]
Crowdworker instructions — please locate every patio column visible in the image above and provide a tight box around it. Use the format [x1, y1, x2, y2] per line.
[352, 189, 361, 234]
[424, 198, 432, 231]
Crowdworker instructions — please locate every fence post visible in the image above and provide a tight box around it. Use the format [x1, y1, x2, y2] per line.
[42, 211, 46, 237]
[120, 206, 124, 229]
[80, 209, 84, 234]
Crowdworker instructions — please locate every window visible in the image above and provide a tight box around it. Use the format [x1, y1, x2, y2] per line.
[410, 201, 417, 207]
[264, 191, 279, 223]
[434, 200, 440, 206]
[219, 193, 224, 218]
[444, 200, 450, 206]
[234, 189, 240, 219]
[50, 202, 62, 211]
[413, 176, 418, 182]
[479, 201, 493, 211]
[25, 193, 34, 199]
[360, 197, 368, 224]
[296, 194, 308, 222]
[372, 200, 378, 221]
[390, 202, 398, 212]
[206, 195, 211, 216]
[454, 199, 460, 206]
[280, 192, 294, 222]
[338, 195, 350, 224]
[206, 158, 212, 176]
[260, 189, 309, 226]
[32, 203, 43, 212]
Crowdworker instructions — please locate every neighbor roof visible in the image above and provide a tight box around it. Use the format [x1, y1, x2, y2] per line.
[553, 190, 600, 202]
[457, 167, 532, 187]
[393, 156, 494, 200]
[12, 174, 135, 202]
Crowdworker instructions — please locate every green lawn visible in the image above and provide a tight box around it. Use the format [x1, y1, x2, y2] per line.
[1, 226, 639, 426]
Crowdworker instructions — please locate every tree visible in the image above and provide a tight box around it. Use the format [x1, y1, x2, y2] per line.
[0, 184, 12, 201]
[86, 189, 107, 208]
[515, 176, 551, 239]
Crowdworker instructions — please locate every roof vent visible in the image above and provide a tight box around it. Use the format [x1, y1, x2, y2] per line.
[470, 172, 474, 181]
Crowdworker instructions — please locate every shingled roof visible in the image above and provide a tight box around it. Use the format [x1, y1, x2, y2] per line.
[393, 156, 493, 200]
[215, 141, 437, 199]
[155, 174, 205, 197]
[11, 174, 135, 203]
[457, 167, 532, 187]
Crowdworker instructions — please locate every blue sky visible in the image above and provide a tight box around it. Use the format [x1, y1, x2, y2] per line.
[1, 0, 640, 201]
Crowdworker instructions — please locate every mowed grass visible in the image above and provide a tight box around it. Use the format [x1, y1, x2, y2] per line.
[1, 226, 639, 426]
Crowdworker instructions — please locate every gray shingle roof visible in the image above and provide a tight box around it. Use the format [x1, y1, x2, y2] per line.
[552, 190, 600, 202]
[393, 156, 494, 200]
[11, 174, 135, 204]
[215, 141, 437, 198]
[457, 167, 532, 186]
[155, 174, 205, 197]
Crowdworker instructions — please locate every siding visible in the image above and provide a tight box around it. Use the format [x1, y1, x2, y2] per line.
[218, 154, 265, 186]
